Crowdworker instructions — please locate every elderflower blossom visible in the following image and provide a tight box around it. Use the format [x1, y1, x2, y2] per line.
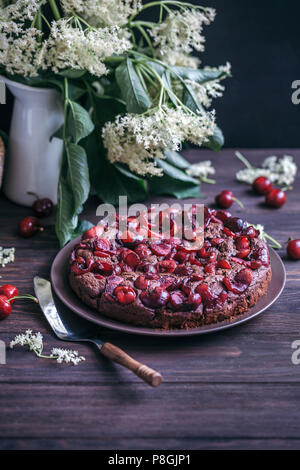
[236, 154, 298, 187]
[160, 51, 200, 69]
[39, 20, 131, 77]
[61, 0, 142, 27]
[186, 160, 216, 181]
[1, 0, 42, 23]
[10, 330, 44, 354]
[51, 348, 85, 365]
[150, 8, 216, 59]
[0, 26, 43, 77]
[0, 247, 15, 268]
[103, 106, 215, 177]
[10, 330, 85, 365]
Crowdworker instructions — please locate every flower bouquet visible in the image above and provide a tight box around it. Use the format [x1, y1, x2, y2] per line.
[0, 0, 231, 246]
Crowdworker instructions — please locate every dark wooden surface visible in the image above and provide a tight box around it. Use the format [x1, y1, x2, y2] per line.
[0, 149, 299, 451]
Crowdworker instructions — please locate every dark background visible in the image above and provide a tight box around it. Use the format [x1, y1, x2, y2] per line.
[0, 0, 299, 147]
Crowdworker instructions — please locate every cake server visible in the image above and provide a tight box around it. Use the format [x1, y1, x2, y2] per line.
[33, 276, 162, 387]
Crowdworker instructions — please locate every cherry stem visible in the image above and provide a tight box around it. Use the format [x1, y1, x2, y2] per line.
[233, 197, 244, 209]
[263, 233, 282, 250]
[8, 295, 39, 304]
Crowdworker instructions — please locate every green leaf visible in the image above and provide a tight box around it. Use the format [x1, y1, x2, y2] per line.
[55, 178, 78, 247]
[72, 219, 94, 238]
[164, 149, 190, 170]
[115, 58, 152, 113]
[148, 159, 202, 199]
[149, 173, 202, 199]
[67, 101, 94, 144]
[65, 142, 90, 211]
[182, 81, 204, 114]
[205, 125, 224, 152]
[155, 158, 199, 185]
[171, 66, 230, 84]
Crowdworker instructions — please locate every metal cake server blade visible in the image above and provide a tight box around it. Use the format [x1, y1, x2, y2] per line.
[33, 276, 162, 387]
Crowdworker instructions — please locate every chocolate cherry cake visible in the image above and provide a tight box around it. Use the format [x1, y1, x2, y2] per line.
[69, 208, 272, 330]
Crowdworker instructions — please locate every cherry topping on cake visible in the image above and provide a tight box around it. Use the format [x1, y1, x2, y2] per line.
[225, 217, 247, 234]
[82, 225, 104, 240]
[216, 210, 232, 223]
[253, 176, 273, 195]
[174, 249, 188, 263]
[114, 286, 136, 305]
[170, 291, 187, 310]
[140, 287, 170, 308]
[223, 268, 253, 294]
[217, 260, 231, 270]
[138, 262, 158, 275]
[134, 243, 152, 259]
[174, 265, 193, 276]
[134, 275, 149, 290]
[71, 257, 94, 275]
[187, 292, 202, 309]
[158, 260, 177, 273]
[123, 250, 140, 268]
[150, 243, 172, 257]
[211, 238, 225, 247]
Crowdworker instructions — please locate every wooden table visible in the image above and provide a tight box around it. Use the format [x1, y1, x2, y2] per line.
[0, 149, 299, 451]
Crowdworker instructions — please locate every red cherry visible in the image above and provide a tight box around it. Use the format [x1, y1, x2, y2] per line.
[0, 295, 12, 320]
[18, 217, 43, 238]
[140, 287, 170, 308]
[216, 191, 244, 209]
[216, 260, 231, 270]
[287, 240, 300, 260]
[135, 244, 152, 259]
[265, 188, 287, 208]
[134, 276, 149, 290]
[210, 238, 225, 247]
[158, 260, 177, 273]
[187, 292, 202, 309]
[124, 251, 140, 268]
[0, 285, 18, 303]
[150, 243, 172, 257]
[170, 291, 186, 310]
[216, 210, 232, 223]
[114, 286, 136, 305]
[82, 225, 104, 240]
[174, 249, 188, 263]
[32, 198, 53, 218]
[253, 176, 273, 195]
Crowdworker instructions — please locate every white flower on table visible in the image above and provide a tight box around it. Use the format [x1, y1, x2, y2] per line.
[10, 330, 85, 366]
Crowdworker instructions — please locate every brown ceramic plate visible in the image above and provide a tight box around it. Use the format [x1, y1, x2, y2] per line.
[50, 236, 286, 337]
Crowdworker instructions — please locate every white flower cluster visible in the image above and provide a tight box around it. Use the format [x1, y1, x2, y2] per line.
[10, 330, 86, 365]
[10, 330, 44, 354]
[150, 8, 216, 62]
[1, 0, 42, 22]
[103, 106, 215, 176]
[61, 0, 142, 27]
[38, 19, 131, 77]
[51, 348, 86, 365]
[0, 247, 15, 268]
[236, 154, 298, 187]
[186, 160, 216, 180]
[182, 63, 231, 109]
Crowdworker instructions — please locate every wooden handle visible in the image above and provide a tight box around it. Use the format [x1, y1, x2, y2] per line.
[100, 342, 163, 388]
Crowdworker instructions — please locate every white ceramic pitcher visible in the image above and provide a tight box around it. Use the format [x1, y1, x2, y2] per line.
[1, 77, 64, 206]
